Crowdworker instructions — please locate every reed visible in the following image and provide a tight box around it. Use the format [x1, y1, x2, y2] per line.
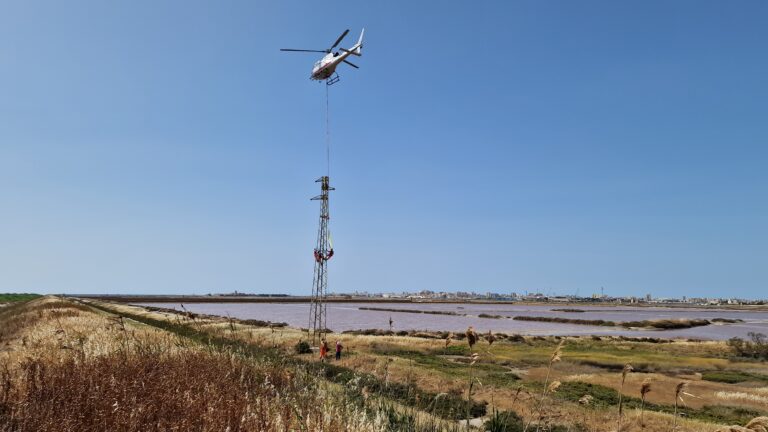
[524, 339, 564, 432]
[466, 326, 477, 349]
[640, 378, 653, 428]
[485, 330, 496, 346]
[714, 416, 768, 432]
[464, 323, 479, 428]
[673, 381, 688, 431]
[617, 363, 633, 431]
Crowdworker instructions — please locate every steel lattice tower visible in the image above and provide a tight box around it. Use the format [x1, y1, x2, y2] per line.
[309, 175, 334, 343]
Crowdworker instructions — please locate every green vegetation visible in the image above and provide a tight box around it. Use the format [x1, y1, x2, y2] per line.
[0, 293, 41, 302]
[727, 332, 768, 360]
[373, 348, 520, 388]
[555, 381, 764, 425]
[483, 410, 576, 432]
[702, 370, 768, 384]
[484, 409, 525, 432]
[321, 360, 487, 420]
[294, 340, 312, 354]
[477, 313, 507, 319]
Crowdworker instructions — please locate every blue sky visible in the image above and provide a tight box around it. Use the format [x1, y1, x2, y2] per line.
[1, 1, 766, 298]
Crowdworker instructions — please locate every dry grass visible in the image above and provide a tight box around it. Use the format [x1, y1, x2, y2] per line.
[715, 392, 768, 405]
[0, 297, 425, 432]
[10, 298, 763, 432]
[715, 416, 768, 432]
[2, 350, 362, 432]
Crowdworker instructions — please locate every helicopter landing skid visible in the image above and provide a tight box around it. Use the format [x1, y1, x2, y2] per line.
[326, 73, 340, 86]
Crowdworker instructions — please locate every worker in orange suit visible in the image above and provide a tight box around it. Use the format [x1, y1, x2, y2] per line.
[319, 339, 328, 362]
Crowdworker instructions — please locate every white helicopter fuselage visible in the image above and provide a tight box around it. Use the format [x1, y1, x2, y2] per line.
[310, 29, 364, 81]
[311, 51, 352, 80]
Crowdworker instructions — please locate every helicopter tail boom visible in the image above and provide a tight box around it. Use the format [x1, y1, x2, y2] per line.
[351, 28, 364, 56]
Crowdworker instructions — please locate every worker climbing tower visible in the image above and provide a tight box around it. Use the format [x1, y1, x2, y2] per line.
[308, 175, 333, 343]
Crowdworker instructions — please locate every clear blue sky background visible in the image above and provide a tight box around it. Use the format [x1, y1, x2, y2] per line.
[1, 1, 766, 298]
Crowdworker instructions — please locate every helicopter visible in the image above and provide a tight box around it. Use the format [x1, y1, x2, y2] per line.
[281, 28, 364, 85]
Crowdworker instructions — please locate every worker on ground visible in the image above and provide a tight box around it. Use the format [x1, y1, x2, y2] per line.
[335, 340, 343, 360]
[320, 339, 328, 362]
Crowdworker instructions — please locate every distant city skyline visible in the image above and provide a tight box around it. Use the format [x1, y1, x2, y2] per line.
[136, 288, 766, 303]
[1, 1, 767, 298]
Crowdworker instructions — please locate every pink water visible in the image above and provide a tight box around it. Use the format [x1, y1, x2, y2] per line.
[138, 302, 768, 340]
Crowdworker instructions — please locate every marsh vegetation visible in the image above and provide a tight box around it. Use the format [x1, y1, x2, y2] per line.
[1, 297, 767, 431]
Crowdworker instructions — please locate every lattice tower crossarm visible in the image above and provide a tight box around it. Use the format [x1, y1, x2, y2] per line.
[309, 176, 334, 343]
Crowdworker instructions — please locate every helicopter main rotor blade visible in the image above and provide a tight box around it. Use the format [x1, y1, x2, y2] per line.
[330, 29, 350, 50]
[280, 49, 327, 53]
[343, 59, 359, 69]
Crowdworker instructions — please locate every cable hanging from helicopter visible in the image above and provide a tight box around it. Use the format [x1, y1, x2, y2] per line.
[281, 28, 364, 342]
[281, 28, 364, 175]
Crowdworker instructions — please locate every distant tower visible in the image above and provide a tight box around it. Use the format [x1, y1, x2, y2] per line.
[308, 176, 334, 343]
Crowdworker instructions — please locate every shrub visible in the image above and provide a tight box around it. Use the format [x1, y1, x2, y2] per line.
[484, 409, 524, 432]
[727, 333, 768, 360]
[478, 313, 505, 319]
[295, 340, 312, 354]
[512, 316, 711, 329]
[239, 318, 288, 327]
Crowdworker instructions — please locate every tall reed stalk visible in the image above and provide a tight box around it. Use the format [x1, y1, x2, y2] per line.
[639, 379, 652, 428]
[524, 339, 564, 432]
[466, 352, 480, 431]
[465, 326, 478, 430]
[673, 381, 687, 431]
[617, 363, 633, 431]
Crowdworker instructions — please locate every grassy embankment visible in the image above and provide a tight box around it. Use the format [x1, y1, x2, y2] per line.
[3, 297, 768, 431]
[0, 297, 478, 432]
